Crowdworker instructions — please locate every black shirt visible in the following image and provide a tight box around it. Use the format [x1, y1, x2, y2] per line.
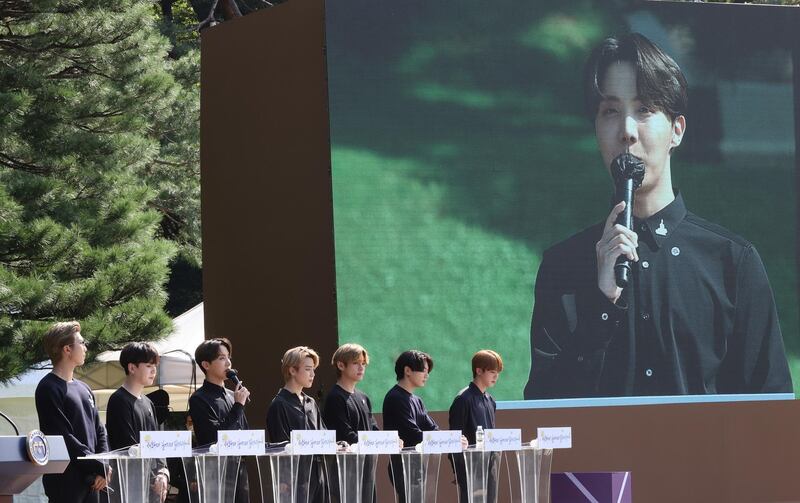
[322, 384, 379, 444]
[382, 384, 438, 446]
[106, 387, 159, 450]
[448, 382, 496, 444]
[188, 380, 249, 446]
[524, 193, 792, 398]
[266, 388, 325, 443]
[35, 372, 108, 494]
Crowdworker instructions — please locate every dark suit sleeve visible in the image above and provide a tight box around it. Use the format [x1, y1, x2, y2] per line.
[383, 394, 425, 446]
[719, 245, 792, 393]
[448, 394, 467, 434]
[266, 400, 292, 443]
[524, 250, 624, 399]
[323, 394, 358, 444]
[106, 394, 138, 450]
[367, 396, 379, 431]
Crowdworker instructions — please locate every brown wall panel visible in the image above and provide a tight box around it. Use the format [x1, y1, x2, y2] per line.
[201, 0, 338, 430]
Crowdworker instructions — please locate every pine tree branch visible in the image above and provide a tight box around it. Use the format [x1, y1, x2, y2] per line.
[0, 152, 54, 175]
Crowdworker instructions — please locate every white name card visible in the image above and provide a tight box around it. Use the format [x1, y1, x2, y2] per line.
[139, 431, 192, 458]
[420, 430, 462, 454]
[537, 427, 572, 449]
[217, 430, 265, 456]
[357, 430, 400, 454]
[290, 430, 337, 455]
[483, 428, 522, 451]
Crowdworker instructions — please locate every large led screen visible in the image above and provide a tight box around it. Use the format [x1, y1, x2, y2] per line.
[326, 0, 799, 410]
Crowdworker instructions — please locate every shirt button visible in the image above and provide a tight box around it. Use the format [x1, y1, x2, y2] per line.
[641, 261, 650, 269]
[671, 247, 680, 256]
[645, 368, 653, 377]
[577, 355, 584, 362]
[640, 223, 648, 232]
[641, 312, 650, 321]
[601, 313, 609, 321]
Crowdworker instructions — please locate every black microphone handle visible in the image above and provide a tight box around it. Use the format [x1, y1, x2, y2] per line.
[226, 371, 250, 403]
[614, 178, 635, 288]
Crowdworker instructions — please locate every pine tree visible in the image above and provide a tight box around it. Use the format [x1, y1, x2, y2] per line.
[0, 0, 184, 380]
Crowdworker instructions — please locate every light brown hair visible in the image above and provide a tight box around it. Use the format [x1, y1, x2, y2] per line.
[43, 321, 81, 363]
[281, 346, 320, 382]
[331, 343, 369, 377]
[472, 349, 503, 378]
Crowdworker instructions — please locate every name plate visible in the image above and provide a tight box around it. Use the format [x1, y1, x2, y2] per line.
[483, 428, 521, 451]
[140, 431, 192, 458]
[357, 430, 400, 454]
[538, 427, 572, 449]
[420, 430, 462, 454]
[218, 430, 265, 456]
[290, 430, 336, 455]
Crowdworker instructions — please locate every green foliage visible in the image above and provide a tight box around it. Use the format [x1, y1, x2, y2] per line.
[0, 0, 191, 380]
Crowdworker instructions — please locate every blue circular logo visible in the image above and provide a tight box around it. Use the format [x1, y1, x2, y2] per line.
[27, 430, 49, 466]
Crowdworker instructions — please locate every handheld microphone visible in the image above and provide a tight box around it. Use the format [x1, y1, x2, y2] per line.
[610, 152, 645, 288]
[226, 369, 250, 403]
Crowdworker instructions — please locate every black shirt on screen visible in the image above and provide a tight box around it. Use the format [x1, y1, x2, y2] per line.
[524, 193, 792, 399]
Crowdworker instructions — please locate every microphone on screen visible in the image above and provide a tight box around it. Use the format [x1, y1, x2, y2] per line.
[611, 152, 645, 288]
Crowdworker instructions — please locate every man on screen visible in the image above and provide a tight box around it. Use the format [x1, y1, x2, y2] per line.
[524, 33, 792, 399]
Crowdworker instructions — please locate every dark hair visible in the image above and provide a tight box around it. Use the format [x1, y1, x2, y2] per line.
[195, 338, 232, 374]
[394, 350, 433, 381]
[584, 32, 688, 122]
[119, 342, 160, 375]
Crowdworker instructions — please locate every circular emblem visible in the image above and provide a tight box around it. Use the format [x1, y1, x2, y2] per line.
[27, 430, 50, 466]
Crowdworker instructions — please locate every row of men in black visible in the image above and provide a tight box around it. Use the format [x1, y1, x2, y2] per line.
[33, 320, 502, 503]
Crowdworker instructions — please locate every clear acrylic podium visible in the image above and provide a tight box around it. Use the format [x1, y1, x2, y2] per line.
[331, 451, 377, 503]
[83, 447, 166, 503]
[455, 445, 553, 503]
[255, 447, 319, 503]
[181, 445, 242, 503]
[392, 448, 442, 503]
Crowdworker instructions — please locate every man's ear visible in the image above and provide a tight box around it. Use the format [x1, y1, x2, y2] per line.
[670, 115, 686, 149]
[201, 360, 210, 372]
[475, 368, 484, 377]
[336, 361, 346, 372]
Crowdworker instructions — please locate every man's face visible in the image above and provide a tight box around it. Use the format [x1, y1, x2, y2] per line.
[594, 61, 685, 193]
[63, 331, 88, 367]
[129, 362, 158, 387]
[290, 357, 316, 389]
[405, 362, 429, 388]
[203, 345, 231, 382]
[339, 358, 367, 383]
[475, 368, 500, 389]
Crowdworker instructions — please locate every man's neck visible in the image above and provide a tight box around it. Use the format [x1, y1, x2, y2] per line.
[123, 379, 144, 398]
[632, 172, 675, 219]
[336, 378, 357, 393]
[206, 376, 225, 387]
[472, 378, 488, 393]
[397, 378, 417, 394]
[52, 361, 76, 382]
[283, 381, 304, 399]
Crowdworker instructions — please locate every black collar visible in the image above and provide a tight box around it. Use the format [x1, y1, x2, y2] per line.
[633, 191, 688, 250]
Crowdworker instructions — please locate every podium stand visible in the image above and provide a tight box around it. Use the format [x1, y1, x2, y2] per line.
[515, 446, 553, 503]
[331, 452, 377, 503]
[256, 448, 317, 503]
[83, 447, 163, 503]
[181, 446, 242, 503]
[0, 435, 69, 503]
[395, 448, 441, 503]
[460, 449, 503, 503]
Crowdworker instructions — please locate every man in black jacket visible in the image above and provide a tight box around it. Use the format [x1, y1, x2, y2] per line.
[449, 350, 503, 503]
[35, 321, 110, 503]
[266, 346, 327, 503]
[188, 338, 250, 503]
